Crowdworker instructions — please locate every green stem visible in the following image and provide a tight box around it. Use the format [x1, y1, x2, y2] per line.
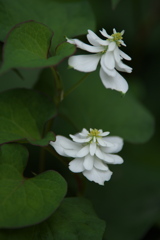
[44, 146, 86, 196]
[44, 145, 68, 166]
[74, 173, 86, 196]
[39, 147, 46, 173]
[51, 67, 64, 105]
[39, 67, 63, 173]
[64, 72, 90, 98]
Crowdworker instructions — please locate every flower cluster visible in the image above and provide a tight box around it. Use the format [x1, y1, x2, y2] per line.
[67, 28, 132, 93]
[50, 128, 124, 185]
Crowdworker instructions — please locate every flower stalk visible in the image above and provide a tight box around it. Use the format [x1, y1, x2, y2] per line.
[64, 73, 90, 98]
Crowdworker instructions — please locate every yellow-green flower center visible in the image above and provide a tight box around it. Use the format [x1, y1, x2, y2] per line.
[111, 32, 123, 47]
[88, 129, 101, 137]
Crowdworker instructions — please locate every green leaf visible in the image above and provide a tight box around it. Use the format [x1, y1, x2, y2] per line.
[0, 88, 56, 146]
[0, 69, 41, 93]
[59, 69, 154, 143]
[34, 68, 55, 100]
[0, 21, 75, 75]
[0, 197, 105, 239]
[0, 0, 95, 50]
[0, 143, 67, 228]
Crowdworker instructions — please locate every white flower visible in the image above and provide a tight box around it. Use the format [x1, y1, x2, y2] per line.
[67, 28, 132, 93]
[50, 128, 124, 185]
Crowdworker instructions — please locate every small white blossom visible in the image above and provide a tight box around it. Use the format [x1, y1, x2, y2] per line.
[67, 28, 132, 93]
[50, 128, 124, 185]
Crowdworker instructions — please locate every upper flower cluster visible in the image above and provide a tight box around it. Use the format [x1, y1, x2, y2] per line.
[67, 28, 132, 93]
[50, 128, 124, 185]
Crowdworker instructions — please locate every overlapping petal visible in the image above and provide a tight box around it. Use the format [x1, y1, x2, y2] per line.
[67, 28, 132, 93]
[50, 136, 81, 157]
[69, 158, 84, 173]
[100, 67, 129, 93]
[100, 56, 116, 77]
[100, 28, 112, 39]
[115, 61, 132, 73]
[119, 50, 131, 61]
[101, 136, 124, 153]
[67, 38, 104, 53]
[68, 54, 101, 72]
[50, 129, 124, 185]
[83, 168, 113, 185]
[87, 30, 108, 46]
[83, 155, 94, 170]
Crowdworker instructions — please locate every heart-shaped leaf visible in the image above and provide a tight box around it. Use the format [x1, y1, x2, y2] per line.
[0, 0, 95, 50]
[0, 198, 105, 239]
[0, 143, 67, 228]
[0, 21, 75, 75]
[0, 88, 56, 146]
[59, 69, 154, 143]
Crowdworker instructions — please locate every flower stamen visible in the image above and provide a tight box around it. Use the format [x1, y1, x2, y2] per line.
[88, 128, 101, 137]
[110, 32, 123, 47]
[88, 129, 102, 144]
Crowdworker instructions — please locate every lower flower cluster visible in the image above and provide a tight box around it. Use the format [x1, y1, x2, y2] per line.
[50, 128, 124, 185]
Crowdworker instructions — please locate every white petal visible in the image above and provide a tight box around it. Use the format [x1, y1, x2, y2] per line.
[76, 145, 89, 157]
[83, 168, 113, 185]
[100, 131, 110, 136]
[102, 51, 115, 69]
[69, 134, 91, 143]
[101, 63, 116, 77]
[97, 138, 108, 147]
[107, 154, 124, 164]
[95, 147, 104, 160]
[79, 128, 89, 136]
[120, 40, 126, 46]
[115, 61, 132, 73]
[101, 136, 124, 153]
[100, 56, 116, 77]
[114, 46, 121, 63]
[69, 158, 84, 173]
[119, 50, 131, 61]
[79, 128, 89, 138]
[121, 30, 125, 35]
[50, 136, 80, 157]
[68, 54, 101, 72]
[113, 28, 117, 34]
[64, 149, 81, 158]
[90, 142, 97, 156]
[87, 30, 108, 46]
[54, 136, 79, 149]
[100, 28, 112, 39]
[66, 38, 104, 53]
[83, 154, 94, 170]
[100, 68, 129, 93]
[108, 42, 116, 51]
[94, 157, 109, 171]
[50, 141, 68, 157]
[101, 152, 115, 163]
[102, 140, 114, 147]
